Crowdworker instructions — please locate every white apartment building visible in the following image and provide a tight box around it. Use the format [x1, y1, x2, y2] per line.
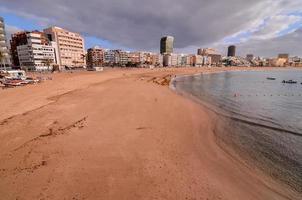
[104, 50, 115, 64]
[17, 32, 57, 71]
[0, 17, 11, 69]
[44, 26, 85, 69]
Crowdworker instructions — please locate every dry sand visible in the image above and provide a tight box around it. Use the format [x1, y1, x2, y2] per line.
[0, 67, 300, 200]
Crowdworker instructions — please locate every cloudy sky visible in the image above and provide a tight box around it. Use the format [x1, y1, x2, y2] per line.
[1, 0, 302, 57]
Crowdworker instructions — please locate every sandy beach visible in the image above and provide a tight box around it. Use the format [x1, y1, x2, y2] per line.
[0, 67, 300, 200]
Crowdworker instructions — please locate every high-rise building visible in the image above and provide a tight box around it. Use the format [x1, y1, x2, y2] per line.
[16, 31, 57, 71]
[160, 36, 174, 54]
[227, 45, 236, 57]
[0, 17, 11, 69]
[43, 26, 85, 68]
[86, 46, 104, 68]
[163, 54, 172, 66]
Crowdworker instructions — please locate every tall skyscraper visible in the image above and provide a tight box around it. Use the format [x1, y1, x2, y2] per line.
[227, 45, 236, 57]
[160, 36, 174, 54]
[0, 17, 11, 69]
[44, 26, 85, 68]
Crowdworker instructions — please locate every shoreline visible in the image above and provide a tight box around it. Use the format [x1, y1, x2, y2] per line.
[171, 70, 302, 194]
[0, 67, 301, 199]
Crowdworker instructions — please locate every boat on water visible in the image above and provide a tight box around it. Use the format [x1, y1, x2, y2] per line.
[282, 80, 297, 84]
[267, 77, 276, 80]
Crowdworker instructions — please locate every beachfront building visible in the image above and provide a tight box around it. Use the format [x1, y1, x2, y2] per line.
[10, 32, 29, 67]
[0, 17, 11, 69]
[193, 55, 203, 67]
[197, 48, 222, 66]
[43, 26, 85, 69]
[278, 53, 289, 64]
[87, 46, 104, 69]
[127, 52, 162, 67]
[171, 54, 178, 66]
[103, 49, 129, 66]
[116, 50, 129, 66]
[180, 54, 193, 67]
[160, 36, 174, 54]
[128, 52, 141, 66]
[11, 31, 51, 68]
[288, 56, 302, 67]
[104, 50, 116, 65]
[162, 53, 179, 67]
[151, 53, 163, 67]
[16, 32, 57, 71]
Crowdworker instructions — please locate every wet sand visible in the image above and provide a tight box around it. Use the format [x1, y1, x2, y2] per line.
[0, 67, 300, 200]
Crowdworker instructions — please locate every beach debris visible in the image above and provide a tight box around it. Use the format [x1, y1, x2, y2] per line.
[149, 75, 172, 86]
[136, 126, 151, 130]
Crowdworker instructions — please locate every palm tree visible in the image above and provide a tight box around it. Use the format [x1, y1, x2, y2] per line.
[81, 54, 86, 68]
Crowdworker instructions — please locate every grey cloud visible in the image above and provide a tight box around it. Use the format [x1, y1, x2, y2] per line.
[0, 0, 301, 52]
[5, 25, 21, 39]
[237, 29, 302, 57]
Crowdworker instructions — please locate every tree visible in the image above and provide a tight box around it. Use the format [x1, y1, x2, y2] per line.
[81, 54, 87, 68]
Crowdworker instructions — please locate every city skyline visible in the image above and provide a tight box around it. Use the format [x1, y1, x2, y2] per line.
[0, 1, 302, 57]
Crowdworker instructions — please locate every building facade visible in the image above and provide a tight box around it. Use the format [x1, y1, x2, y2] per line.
[0, 17, 11, 69]
[44, 26, 85, 69]
[117, 50, 129, 66]
[10, 31, 50, 67]
[16, 32, 57, 71]
[87, 46, 104, 68]
[128, 52, 141, 66]
[10, 32, 28, 67]
[193, 55, 203, 67]
[197, 48, 221, 66]
[152, 53, 163, 67]
[160, 36, 174, 54]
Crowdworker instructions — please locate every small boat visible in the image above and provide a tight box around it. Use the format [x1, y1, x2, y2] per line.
[282, 80, 297, 84]
[267, 77, 276, 80]
[2, 79, 25, 87]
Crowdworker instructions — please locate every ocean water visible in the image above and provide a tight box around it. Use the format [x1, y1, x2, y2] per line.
[172, 69, 302, 192]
